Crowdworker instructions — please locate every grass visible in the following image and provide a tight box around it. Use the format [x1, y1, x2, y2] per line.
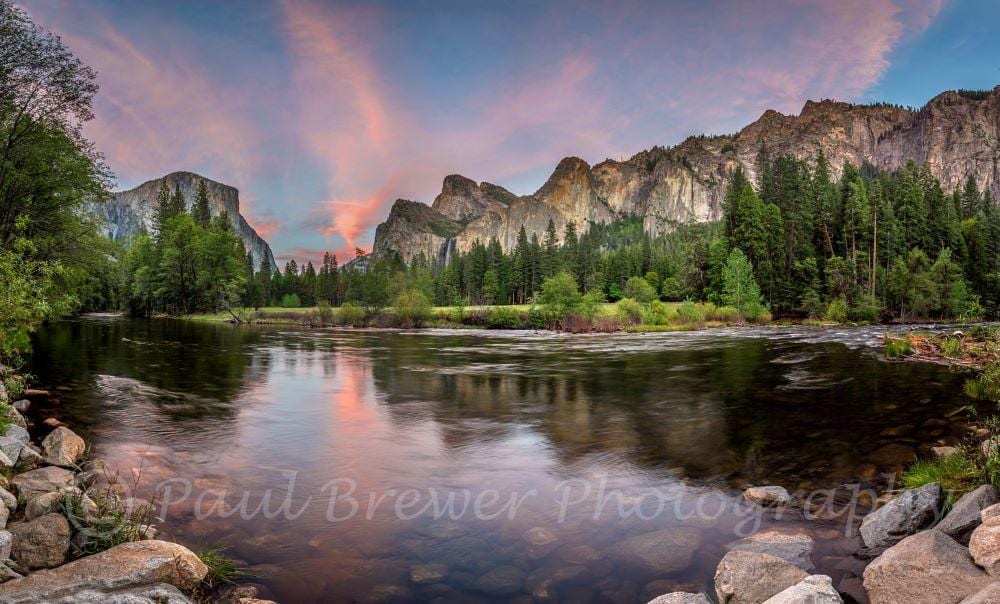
[903, 449, 980, 508]
[883, 337, 912, 357]
[197, 547, 249, 590]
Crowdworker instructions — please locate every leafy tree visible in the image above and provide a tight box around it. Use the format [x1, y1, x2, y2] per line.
[721, 249, 765, 320]
[623, 276, 656, 303]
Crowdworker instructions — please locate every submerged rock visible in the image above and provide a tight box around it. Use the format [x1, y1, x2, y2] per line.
[726, 529, 815, 571]
[743, 486, 791, 506]
[610, 528, 702, 575]
[474, 565, 525, 596]
[41, 427, 86, 467]
[523, 526, 559, 559]
[859, 482, 942, 556]
[0, 540, 207, 602]
[714, 550, 808, 604]
[8, 513, 71, 570]
[647, 593, 711, 604]
[410, 563, 448, 585]
[863, 530, 989, 604]
[762, 574, 842, 603]
[935, 485, 999, 545]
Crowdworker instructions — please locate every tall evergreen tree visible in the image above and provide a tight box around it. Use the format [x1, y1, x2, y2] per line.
[192, 180, 212, 227]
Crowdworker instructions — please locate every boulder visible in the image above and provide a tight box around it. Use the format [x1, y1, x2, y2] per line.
[859, 482, 942, 556]
[743, 486, 791, 506]
[863, 529, 989, 604]
[969, 518, 1000, 575]
[647, 593, 711, 604]
[0, 505, 8, 530]
[10, 466, 76, 501]
[24, 489, 80, 521]
[961, 582, 1000, 603]
[0, 487, 15, 512]
[0, 450, 12, 471]
[936, 485, 1000, 544]
[0, 540, 207, 602]
[5, 409, 26, 430]
[8, 513, 71, 570]
[726, 530, 815, 571]
[610, 528, 702, 575]
[982, 503, 1000, 525]
[714, 550, 809, 604]
[0, 530, 11, 560]
[0, 425, 29, 464]
[41, 427, 86, 467]
[15, 446, 43, 472]
[762, 574, 842, 603]
[11, 400, 29, 414]
[0, 563, 21, 584]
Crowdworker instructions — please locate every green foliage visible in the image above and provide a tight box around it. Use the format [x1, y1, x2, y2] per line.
[488, 306, 523, 329]
[197, 547, 249, 591]
[721, 249, 766, 320]
[623, 276, 656, 303]
[965, 364, 1000, 402]
[903, 449, 979, 507]
[63, 486, 155, 556]
[280, 293, 301, 308]
[338, 302, 366, 327]
[642, 300, 677, 325]
[883, 338, 912, 358]
[394, 289, 432, 328]
[615, 298, 643, 326]
[538, 271, 582, 321]
[824, 296, 849, 323]
[678, 299, 703, 323]
[316, 300, 334, 324]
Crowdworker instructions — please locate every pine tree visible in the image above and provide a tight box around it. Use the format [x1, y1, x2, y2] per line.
[192, 180, 212, 227]
[152, 181, 174, 238]
[171, 184, 186, 216]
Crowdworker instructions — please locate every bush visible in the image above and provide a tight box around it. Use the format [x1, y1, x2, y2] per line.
[316, 300, 334, 325]
[824, 296, 848, 323]
[488, 306, 523, 329]
[394, 289, 432, 328]
[538, 271, 582, 322]
[527, 305, 548, 329]
[616, 298, 643, 326]
[850, 294, 883, 323]
[677, 299, 703, 323]
[623, 277, 657, 303]
[579, 290, 606, 319]
[338, 302, 366, 327]
[642, 300, 677, 325]
[659, 277, 683, 302]
[279, 293, 301, 308]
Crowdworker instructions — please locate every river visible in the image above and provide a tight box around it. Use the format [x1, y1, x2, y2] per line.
[27, 318, 977, 602]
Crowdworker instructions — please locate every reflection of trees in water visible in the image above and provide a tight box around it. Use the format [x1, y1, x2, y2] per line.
[29, 319, 270, 440]
[366, 334, 784, 478]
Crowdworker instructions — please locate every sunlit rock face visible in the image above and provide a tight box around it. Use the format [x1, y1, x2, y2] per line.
[374, 86, 1000, 263]
[98, 171, 278, 271]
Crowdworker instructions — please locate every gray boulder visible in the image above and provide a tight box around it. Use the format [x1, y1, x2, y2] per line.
[15, 446, 43, 472]
[726, 529, 815, 571]
[0, 425, 29, 464]
[859, 482, 942, 556]
[763, 574, 843, 603]
[41, 427, 86, 467]
[11, 400, 29, 414]
[0, 486, 15, 512]
[8, 513, 71, 570]
[714, 550, 809, 604]
[610, 528, 702, 575]
[0, 540, 207, 602]
[647, 593, 711, 604]
[10, 466, 76, 501]
[936, 485, 999, 544]
[863, 530, 990, 604]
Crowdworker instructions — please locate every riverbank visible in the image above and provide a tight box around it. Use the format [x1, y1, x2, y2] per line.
[0, 367, 274, 603]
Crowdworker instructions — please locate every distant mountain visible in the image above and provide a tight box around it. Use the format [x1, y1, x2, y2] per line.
[98, 171, 278, 272]
[373, 85, 1000, 263]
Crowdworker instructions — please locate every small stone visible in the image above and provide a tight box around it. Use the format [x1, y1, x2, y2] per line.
[410, 563, 448, 585]
[762, 574, 842, 603]
[714, 550, 808, 604]
[41, 418, 64, 429]
[41, 427, 86, 467]
[743, 486, 791, 506]
[935, 485, 999, 544]
[863, 530, 989, 604]
[22, 389, 50, 400]
[8, 513, 71, 570]
[523, 526, 559, 559]
[969, 518, 1000, 575]
[931, 446, 958, 458]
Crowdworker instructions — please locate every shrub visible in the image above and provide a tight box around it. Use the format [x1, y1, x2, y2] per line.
[709, 306, 740, 323]
[394, 289, 432, 328]
[642, 300, 677, 325]
[527, 305, 548, 329]
[677, 299, 703, 323]
[561, 315, 592, 333]
[488, 306, 523, 329]
[538, 272, 582, 322]
[279, 293, 301, 308]
[850, 294, 883, 323]
[338, 302, 366, 327]
[623, 277, 657, 303]
[316, 300, 334, 325]
[884, 337, 912, 357]
[939, 336, 964, 358]
[824, 296, 848, 323]
[616, 298, 643, 326]
[579, 290, 606, 319]
[659, 277, 683, 301]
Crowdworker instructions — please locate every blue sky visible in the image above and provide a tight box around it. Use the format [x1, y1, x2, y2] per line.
[20, 0, 999, 264]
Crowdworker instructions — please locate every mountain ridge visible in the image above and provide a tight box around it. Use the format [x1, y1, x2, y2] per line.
[372, 85, 1000, 263]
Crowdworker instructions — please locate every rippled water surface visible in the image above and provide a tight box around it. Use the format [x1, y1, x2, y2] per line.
[28, 319, 979, 602]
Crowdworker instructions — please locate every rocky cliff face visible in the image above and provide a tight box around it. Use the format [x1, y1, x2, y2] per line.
[99, 172, 278, 271]
[373, 86, 1000, 263]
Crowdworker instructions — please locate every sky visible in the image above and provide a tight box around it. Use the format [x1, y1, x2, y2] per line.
[19, 0, 1000, 264]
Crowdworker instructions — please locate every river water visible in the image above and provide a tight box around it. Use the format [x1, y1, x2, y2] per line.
[27, 318, 977, 602]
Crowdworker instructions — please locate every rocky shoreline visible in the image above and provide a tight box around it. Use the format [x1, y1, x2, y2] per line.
[0, 371, 276, 604]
